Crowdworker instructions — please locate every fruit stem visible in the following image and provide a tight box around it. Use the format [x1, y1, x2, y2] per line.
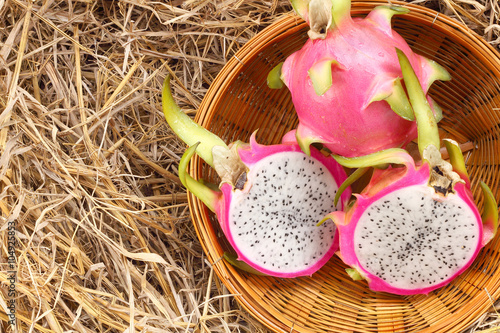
[290, 0, 352, 37]
[331, 0, 352, 28]
[318, 210, 345, 227]
[365, 6, 410, 39]
[480, 181, 499, 245]
[334, 167, 369, 207]
[162, 76, 228, 168]
[267, 62, 284, 89]
[345, 268, 364, 281]
[332, 147, 414, 169]
[179, 143, 220, 212]
[223, 252, 268, 276]
[443, 139, 470, 188]
[396, 49, 440, 159]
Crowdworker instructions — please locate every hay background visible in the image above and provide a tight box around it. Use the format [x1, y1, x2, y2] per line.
[0, 0, 499, 332]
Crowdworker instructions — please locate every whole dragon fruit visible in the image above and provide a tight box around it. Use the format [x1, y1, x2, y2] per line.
[162, 77, 351, 277]
[325, 50, 498, 295]
[268, 0, 450, 157]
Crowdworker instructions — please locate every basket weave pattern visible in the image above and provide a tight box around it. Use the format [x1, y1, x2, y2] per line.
[189, 2, 500, 332]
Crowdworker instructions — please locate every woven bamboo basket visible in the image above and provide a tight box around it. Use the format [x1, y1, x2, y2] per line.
[187, 1, 500, 332]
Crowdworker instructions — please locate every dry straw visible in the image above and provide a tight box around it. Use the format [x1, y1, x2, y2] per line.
[0, 0, 498, 332]
[191, 1, 500, 332]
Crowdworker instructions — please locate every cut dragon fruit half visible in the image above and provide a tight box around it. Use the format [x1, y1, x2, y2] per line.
[268, 0, 450, 157]
[324, 50, 498, 295]
[162, 77, 351, 278]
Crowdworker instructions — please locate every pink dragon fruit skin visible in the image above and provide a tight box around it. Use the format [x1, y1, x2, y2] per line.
[325, 50, 498, 295]
[162, 76, 351, 278]
[274, 0, 450, 157]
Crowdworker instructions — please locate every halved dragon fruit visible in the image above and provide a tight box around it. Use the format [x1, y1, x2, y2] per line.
[325, 50, 498, 295]
[268, 0, 450, 157]
[162, 77, 350, 277]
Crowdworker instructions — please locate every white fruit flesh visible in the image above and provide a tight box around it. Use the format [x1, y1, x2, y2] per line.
[354, 184, 480, 290]
[229, 151, 339, 274]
